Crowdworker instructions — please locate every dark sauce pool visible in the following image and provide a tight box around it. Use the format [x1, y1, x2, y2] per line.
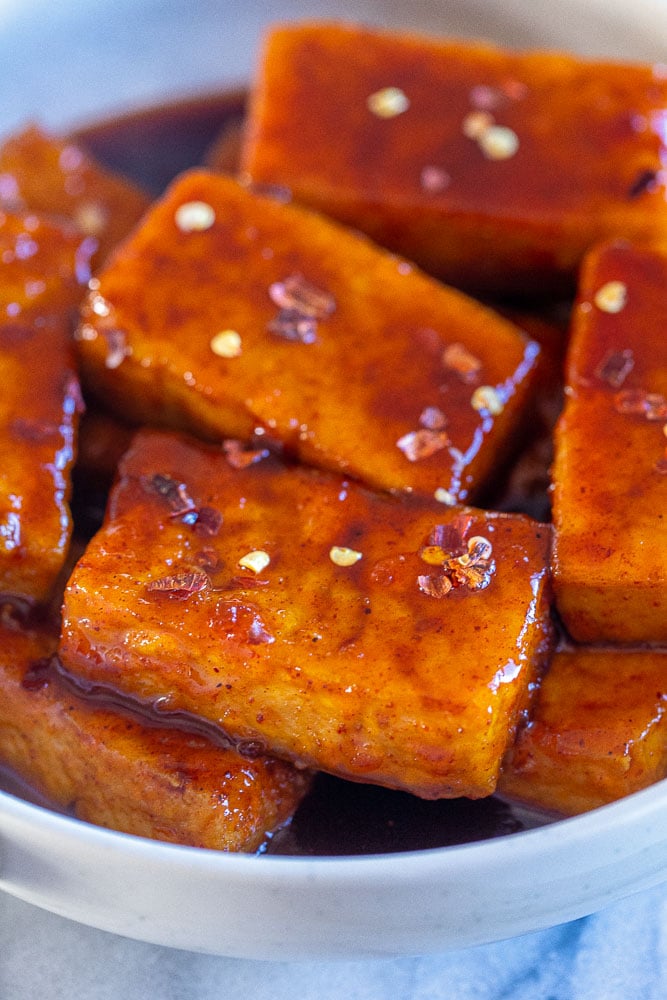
[0, 89, 557, 855]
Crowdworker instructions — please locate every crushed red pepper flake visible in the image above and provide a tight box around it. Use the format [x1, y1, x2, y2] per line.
[442, 342, 482, 382]
[268, 273, 335, 315]
[417, 573, 453, 598]
[148, 473, 197, 516]
[193, 506, 223, 537]
[267, 272, 336, 344]
[396, 427, 449, 461]
[418, 522, 495, 598]
[147, 570, 210, 599]
[613, 389, 667, 421]
[222, 439, 271, 469]
[419, 405, 448, 430]
[595, 349, 635, 388]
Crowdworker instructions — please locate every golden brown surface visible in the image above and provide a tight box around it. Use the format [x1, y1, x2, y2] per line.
[551, 240, 667, 643]
[0, 125, 150, 265]
[59, 428, 553, 799]
[0, 619, 309, 850]
[241, 22, 667, 296]
[0, 209, 93, 604]
[75, 169, 540, 503]
[500, 647, 667, 815]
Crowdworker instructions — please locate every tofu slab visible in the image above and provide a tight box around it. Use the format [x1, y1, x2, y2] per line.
[0, 125, 150, 265]
[241, 22, 667, 296]
[58, 429, 554, 799]
[552, 240, 667, 643]
[500, 648, 667, 815]
[0, 620, 310, 851]
[75, 169, 540, 503]
[0, 210, 94, 604]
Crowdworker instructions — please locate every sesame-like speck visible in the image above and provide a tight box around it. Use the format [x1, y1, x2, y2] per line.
[471, 385, 504, 415]
[434, 487, 456, 506]
[74, 201, 108, 236]
[329, 546, 363, 567]
[210, 329, 242, 358]
[174, 200, 216, 232]
[593, 281, 628, 314]
[238, 550, 270, 574]
[477, 125, 519, 160]
[462, 111, 494, 140]
[367, 87, 410, 118]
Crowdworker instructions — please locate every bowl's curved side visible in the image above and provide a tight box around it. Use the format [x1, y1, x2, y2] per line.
[2, 783, 667, 960]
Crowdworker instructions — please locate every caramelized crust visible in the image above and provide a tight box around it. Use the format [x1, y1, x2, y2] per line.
[75, 169, 539, 503]
[552, 240, 667, 643]
[0, 210, 93, 603]
[241, 22, 667, 296]
[0, 621, 309, 851]
[500, 647, 667, 814]
[0, 124, 150, 265]
[59, 429, 553, 799]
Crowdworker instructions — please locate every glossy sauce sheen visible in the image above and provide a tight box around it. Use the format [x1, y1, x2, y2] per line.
[0, 90, 556, 851]
[241, 23, 667, 297]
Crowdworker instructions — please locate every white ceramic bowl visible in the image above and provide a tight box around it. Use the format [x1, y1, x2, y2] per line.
[1, 0, 666, 961]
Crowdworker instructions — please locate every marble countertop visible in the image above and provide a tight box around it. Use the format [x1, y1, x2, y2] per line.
[3, 883, 667, 999]
[2, 0, 667, 995]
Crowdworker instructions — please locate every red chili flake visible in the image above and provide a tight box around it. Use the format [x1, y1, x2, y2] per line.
[442, 342, 482, 382]
[267, 273, 335, 344]
[222, 439, 271, 469]
[417, 573, 453, 598]
[269, 273, 336, 319]
[148, 473, 197, 516]
[427, 515, 473, 554]
[419, 406, 448, 431]
[614, 389, 667, 421]
[627, 169, 658, 198]
[396, 428, 449, 462]
[268, 308, 319, 343]
[595, 349, 634, 388]
[193, 506, 223, 537]
[193, 547, 220, 571]
[147, 570, 210, 599]
[418, 521, 495, 597]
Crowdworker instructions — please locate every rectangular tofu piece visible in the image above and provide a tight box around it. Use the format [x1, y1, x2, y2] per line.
[0, 621, 310, 851]
[499, 648, 667, 815]
[551, 240, 667, 643]
[75, 169, 540, 503]
[0, 125, 150, 265]
[0, 210, 94, 605]
[240, 22, 667, 296]
[58, 429, 554, 799]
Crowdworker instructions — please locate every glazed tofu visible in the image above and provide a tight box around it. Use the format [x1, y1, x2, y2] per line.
[0, 621, 310, 850]
[241, 22, 667, 296]
[75, 169, 540, 503]
[0, 124, 150, 264]
[500, 648, 667, 815]
[0, 210, 94, 604]
[551, 240, 667, 643]
[58, 429, 554, 800]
